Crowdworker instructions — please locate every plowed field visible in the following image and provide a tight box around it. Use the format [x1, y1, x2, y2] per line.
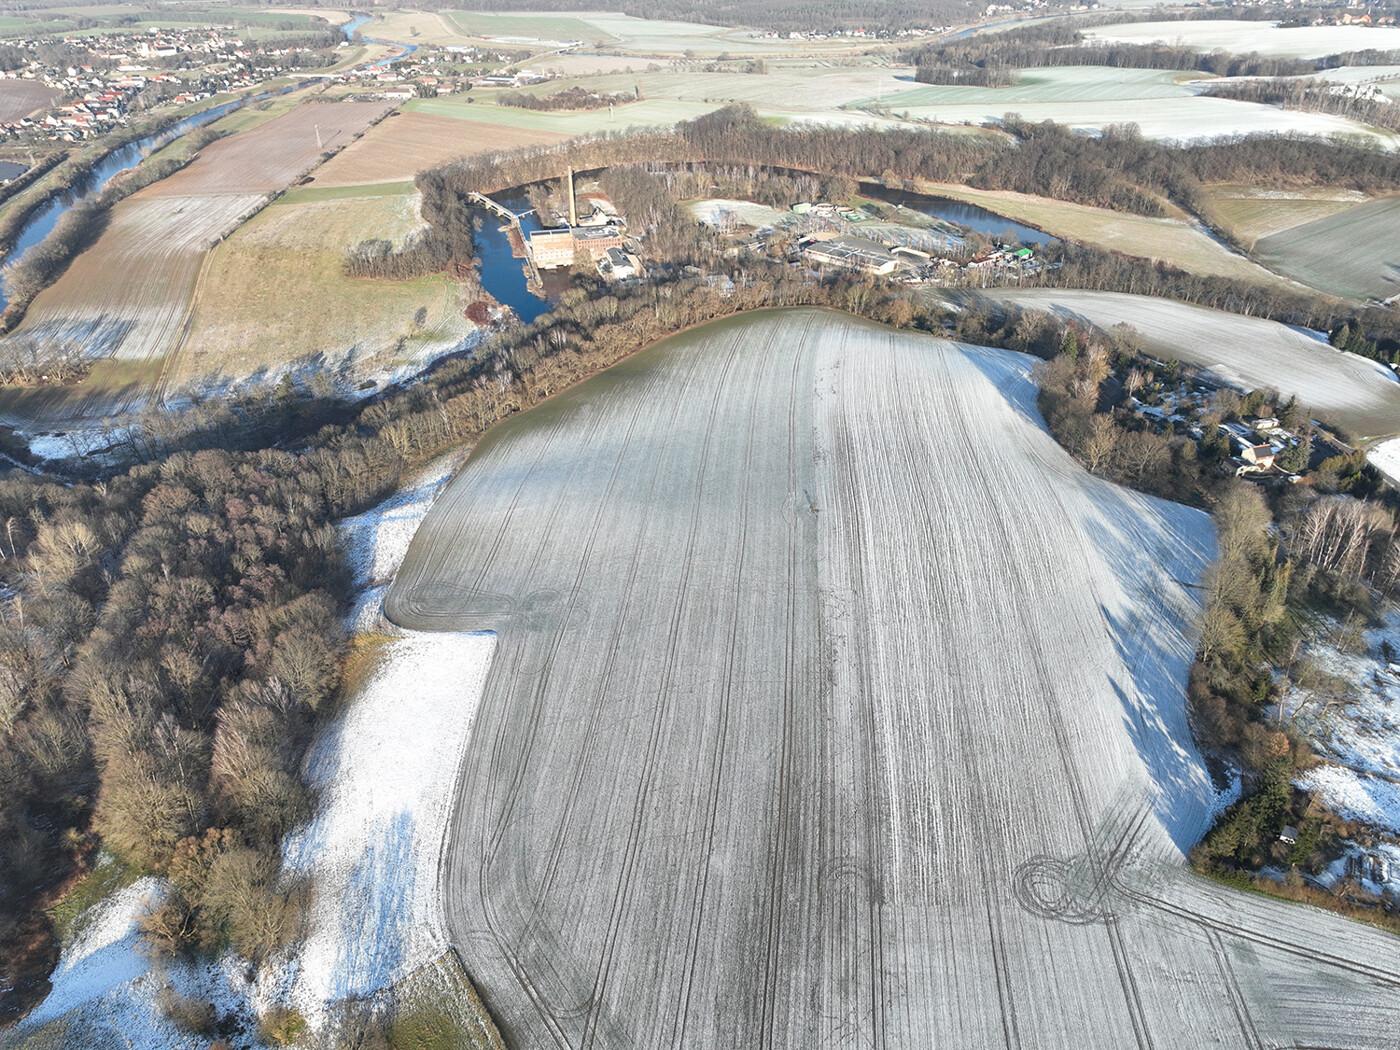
[147, 101, 393, 196]
[18, 193, 262, 363]
[0, 79, 55, 122]
[311, 112, 567, 187]
[387, 308, 1400, 1049]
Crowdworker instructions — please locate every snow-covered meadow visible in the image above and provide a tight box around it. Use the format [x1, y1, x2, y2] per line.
[1086, 20, 1400, 59]
[282, 630, 496, 1017]
[1367, 435, 1400, 483]
[998, 289, 1400, 439]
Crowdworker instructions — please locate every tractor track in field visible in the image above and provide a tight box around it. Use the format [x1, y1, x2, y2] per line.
[388, 309, 1400, 1050]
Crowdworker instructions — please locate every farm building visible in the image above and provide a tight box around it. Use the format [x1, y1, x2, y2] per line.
[803, 235, 898, 275]
[529, 224, 625, 269]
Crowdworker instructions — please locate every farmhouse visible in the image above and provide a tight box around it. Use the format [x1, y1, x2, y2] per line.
[1241, 444, 1276, 469]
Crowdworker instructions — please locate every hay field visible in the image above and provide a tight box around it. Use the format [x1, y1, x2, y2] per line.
[1254, 196, 1400, 302]
[148, 101, 393, 195]
[919, 182, 1290, 285]
[1086, 19, 1400, 58]
[310, 112, 568, 187]
[0, 79, 56, 122]
[387, 308, 1400, 1049]
[998, 289, 1400, 438]
[172, 189, 471, 392]
[1201, 184, 1371, 246]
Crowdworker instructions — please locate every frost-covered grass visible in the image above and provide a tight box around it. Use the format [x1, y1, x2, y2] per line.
[1086, 20, 1400, 59]
[1256, 196, 1400, 302]
[1201, 183, 1371, 246]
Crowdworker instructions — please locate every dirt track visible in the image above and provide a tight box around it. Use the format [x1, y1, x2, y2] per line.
[387, 309, 1400, 1049]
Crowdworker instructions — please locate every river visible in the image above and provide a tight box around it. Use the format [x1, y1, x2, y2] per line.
[468, 195, 560, 325]
[0, 16, 415, 306]
[862, 183, 1055, 245]
[2, 99, 246, 274]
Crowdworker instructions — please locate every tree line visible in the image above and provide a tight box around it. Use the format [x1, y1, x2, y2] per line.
[1202, 76, 1400, 134]
[498, 86, 639, 111]
[906, 20, 1322, 82]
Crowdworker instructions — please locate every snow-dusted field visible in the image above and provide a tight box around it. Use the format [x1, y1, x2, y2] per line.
[337, 455, 459, 632]
[996, 289, 1400, 439]
[864, 62, 1396, 143]
[1256, 195, 1400, 302]
[386, 308, 1400, 1049]
[1087, 20, 1400, 59]
[1368, 434, 1400, 482]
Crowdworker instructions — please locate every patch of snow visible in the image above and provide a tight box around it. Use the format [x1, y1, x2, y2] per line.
[20, 878, 278, 1048]
[1368, 435, 1400, 485]
[26, 878, 163, 1026]
[1205, 764, 1243, 823]
[281, 629, 497, 1019]
[1297, 764, 1400, 836]
[686, 198, 790, 229]
[337, 455, 458, 631]
[1284, 608, 1400, 782]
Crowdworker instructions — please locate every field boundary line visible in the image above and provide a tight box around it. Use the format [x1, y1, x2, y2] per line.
[154, 228, 226, 405]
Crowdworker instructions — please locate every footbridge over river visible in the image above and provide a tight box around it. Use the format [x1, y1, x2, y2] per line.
[467, 192, 542, 291]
